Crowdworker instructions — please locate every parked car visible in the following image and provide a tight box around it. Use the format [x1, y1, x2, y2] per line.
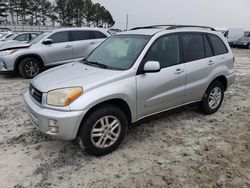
[0, 27, 11, 38]
[0, 32, 39, 48]
[0, 28, 110, 78]
[24, 25, 235, 156]
[0, 33, 16, 41]
[216, 27, 244, 46]
[244, 31, 250, 37]
[232, 36, 250, 49]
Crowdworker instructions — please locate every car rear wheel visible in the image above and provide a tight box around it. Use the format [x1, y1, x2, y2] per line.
[247, 44, 250, 49]
[78, 105, 128, 156]
[19, 57, 42, 79]
[199, 81, 224, 114]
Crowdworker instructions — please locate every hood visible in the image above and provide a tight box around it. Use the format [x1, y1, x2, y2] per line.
[0, 41, 31, 50]
[32, 62, 123, 92]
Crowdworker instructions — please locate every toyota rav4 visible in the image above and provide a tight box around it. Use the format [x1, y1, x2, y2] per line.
[24, 25, 235, 156]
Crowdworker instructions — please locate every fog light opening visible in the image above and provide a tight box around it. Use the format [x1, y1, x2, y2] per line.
[48, 119, 59, 133]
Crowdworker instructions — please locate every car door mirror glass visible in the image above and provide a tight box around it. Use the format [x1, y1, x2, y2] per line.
[143, 61, 161, 73]
[43, 38, 53, 45]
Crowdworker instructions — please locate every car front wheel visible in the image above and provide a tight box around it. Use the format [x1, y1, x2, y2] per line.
[19, 57, 42, 79]
[78, 105, 128, 156]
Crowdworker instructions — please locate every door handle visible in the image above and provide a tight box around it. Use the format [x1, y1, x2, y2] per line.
[207, 60, 215, 65]
[65, 45, 72, 48]
[90, 42, 96, 45]
[174, 68, 184, 74]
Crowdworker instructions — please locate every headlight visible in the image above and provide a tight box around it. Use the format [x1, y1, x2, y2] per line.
[0, 49, 18, 56]
[47, 87, 83, 106]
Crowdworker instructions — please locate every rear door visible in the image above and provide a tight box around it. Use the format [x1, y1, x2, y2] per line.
[208, 34, 230, 68]
[71, 30, 107, 59]
[43, 31, 73, 65]
[136, 34, 186, 118]
[183, 33, 217, 103]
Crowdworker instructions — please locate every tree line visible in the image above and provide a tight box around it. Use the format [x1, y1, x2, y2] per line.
[0, 0, 115, 28]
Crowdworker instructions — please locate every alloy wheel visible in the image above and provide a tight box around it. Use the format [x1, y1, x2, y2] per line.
[91, 116, 121, 149]
[24, 61, 40, 77]
[208, 87, 222, 109]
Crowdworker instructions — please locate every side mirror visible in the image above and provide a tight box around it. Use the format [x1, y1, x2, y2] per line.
[42, 38, 53, 45]
[143, 61, 161, 73]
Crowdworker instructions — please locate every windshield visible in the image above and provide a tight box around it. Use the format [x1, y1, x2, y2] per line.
[86, 34, 150, 70]
[30, 32, 50, 44]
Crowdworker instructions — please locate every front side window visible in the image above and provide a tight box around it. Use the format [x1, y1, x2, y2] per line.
[182, 33, 205, 62]
[48, 31, 70, 43]
[86, 35, 150, 70]
[208, 34, 228, 55]
[143, 35, 180, 68]
[14, 34, 29, 41]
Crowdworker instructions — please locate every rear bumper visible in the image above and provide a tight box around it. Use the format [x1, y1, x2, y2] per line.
[226, 73, 236, 88]
[24, 92, 87, 140]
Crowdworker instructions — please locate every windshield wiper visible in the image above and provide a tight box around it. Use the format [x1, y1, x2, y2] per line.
[84, 60, 108, 69]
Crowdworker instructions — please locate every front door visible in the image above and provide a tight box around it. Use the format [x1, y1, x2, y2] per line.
[43, 31, 73, 65]
[136, 34, 186, 118]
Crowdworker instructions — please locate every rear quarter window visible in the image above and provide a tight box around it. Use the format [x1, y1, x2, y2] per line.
[208, 34, 228, 55]
[94, 31, 107, 39]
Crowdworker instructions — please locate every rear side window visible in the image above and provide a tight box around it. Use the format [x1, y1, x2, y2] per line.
[71, 31, 92, 41]
[182, 33, 205, 62]
[94, 31, 107, 39]
[208, 34, 228, 55]
[144, 34, 180, 68]
[203, 35, 213, 57]
[49, 31, 70, 43]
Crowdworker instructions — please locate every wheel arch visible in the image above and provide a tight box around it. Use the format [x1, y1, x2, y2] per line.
[208, 75, 228, 91]
[14, 54, 44, 72]
[78, 98, 132, 134]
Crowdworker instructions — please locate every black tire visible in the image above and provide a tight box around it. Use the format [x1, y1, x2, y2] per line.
[247, 44, 250, 49]
[78, 105, 128, 156]
[18, 57, 42, 79]
[199, 81, 224, 115]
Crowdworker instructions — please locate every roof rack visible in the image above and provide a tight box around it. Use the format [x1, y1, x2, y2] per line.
[130, 25, 216, 31]
[167, 25, 216, 31]
[130, 25, 175, 30]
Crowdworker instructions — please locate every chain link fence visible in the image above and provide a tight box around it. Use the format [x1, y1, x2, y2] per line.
[0, 24, 62, 32]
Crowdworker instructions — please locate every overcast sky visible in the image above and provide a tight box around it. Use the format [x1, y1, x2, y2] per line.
[92, 0, 250, 30]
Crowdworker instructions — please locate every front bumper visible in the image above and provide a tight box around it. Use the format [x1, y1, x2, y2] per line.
[0, 61, 8, 72]
[24, 92, 87, 140]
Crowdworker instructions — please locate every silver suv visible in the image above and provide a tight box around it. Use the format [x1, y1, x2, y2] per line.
[0, 28, 109, 78]
[24, 25, 235, 156]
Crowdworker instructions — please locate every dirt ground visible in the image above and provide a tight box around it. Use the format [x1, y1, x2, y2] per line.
[0, 49, 249, 188]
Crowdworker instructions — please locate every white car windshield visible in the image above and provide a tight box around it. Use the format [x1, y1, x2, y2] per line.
[30, 32, 50, 44]
[86, 34, 150, 70]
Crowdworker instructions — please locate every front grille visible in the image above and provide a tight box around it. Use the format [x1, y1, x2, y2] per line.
[29, 84, 43, 104]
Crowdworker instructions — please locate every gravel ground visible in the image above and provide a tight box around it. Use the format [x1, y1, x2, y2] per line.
[0, 49, 249, 188]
